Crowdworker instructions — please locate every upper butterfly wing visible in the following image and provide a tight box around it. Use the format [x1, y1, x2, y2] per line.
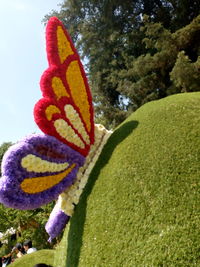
[0, 134, 85, 210]
[34, 17, 94, 157]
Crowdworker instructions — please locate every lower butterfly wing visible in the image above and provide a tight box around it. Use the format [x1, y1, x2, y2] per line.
[0, 134, 85, 210]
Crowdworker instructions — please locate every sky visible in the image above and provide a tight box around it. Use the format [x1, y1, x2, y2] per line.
[0, 0, 62, 144]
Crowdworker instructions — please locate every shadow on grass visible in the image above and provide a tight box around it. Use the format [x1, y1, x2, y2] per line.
[65, 120, 138, 267]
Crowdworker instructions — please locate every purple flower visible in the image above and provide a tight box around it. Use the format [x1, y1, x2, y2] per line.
[0, 133, 85, 210]
[45, 205, 70, 242]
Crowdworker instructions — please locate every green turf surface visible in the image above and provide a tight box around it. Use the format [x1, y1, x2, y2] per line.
[63, 92, 200, 266]
[53, 224, 69, 267]
[11, 249, 55, 267]
[11, 92, 200, 266]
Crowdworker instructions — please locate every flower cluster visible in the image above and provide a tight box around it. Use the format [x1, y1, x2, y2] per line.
[52, 76, 69, 100]
[0, 134, 85, 210]
[57, 25, 74, 64]
[66, 60, 91, 132]
[21, 154, 69, 173]
[57, 124, 112, 216]
[54, 119, 85, 148]
[64, 104, 90, 145]
[45, 105, 61, 121]
[45, 204, 70, 242]
[20, 164, 76, 194]
[45, 124, 112, 240]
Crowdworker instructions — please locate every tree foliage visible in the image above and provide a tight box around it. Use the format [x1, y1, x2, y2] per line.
[117, 15, 200, 115]
[0, 143, 58, 256]
[0, 142, 12, 176]
[44, 0, 200, 128]
[0, 202, 55, 256]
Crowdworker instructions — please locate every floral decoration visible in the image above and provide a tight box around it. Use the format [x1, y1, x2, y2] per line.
[34, 17, 94, 157]
[54, 119, 85, 148]
[0, 17, 113, 242]
[64, 104, 90, 145]
[45, 203, 70, 242]
[0, 134, 85, 210]
[45, 124, 112, 240]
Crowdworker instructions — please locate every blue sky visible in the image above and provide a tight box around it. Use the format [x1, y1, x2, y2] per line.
[0, 0, 61, 144]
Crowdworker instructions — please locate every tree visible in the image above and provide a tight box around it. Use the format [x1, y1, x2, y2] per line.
[116, 15, 200, 116]
[0, 202, 56, 256]
[0, 143, 57, 254]
[0, 142, 12, 176]
[169, 0, 200, 31]
[44, 0, 200, 127]
[170, 51, 200, 92]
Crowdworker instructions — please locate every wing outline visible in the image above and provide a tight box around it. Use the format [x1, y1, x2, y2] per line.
[34, 17, 94, 156]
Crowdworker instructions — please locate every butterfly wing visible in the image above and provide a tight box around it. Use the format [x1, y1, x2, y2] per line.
[34, 17, 94, 157]
[0, 134, 85, 210]
[0, 17, 95, 240]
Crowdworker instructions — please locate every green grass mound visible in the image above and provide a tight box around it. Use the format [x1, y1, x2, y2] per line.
[11, 249, 54, 267]
[59, 92, 200, 267]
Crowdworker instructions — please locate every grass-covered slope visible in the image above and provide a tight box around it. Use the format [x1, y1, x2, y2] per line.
[62, 92, 200, 267]
[11, 249, 54, 267]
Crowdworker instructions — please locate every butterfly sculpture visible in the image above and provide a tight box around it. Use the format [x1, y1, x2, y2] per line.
[0, 17, 112, 241]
